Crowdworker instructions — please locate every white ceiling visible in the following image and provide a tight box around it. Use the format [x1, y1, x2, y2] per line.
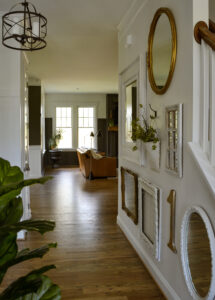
[0, 0, 134, 93]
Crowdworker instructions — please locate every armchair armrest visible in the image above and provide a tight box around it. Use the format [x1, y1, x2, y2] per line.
[91, 157, 117, 177]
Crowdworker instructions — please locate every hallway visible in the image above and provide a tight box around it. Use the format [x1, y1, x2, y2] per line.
[3, 168, 165, 300]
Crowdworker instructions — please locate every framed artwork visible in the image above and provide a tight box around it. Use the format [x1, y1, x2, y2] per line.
[181, 206, 215, 299]
[166, 104, 183, 177]
[121, 167, 138, 225]
[119, 55, 144, 164]
[139, 177, 161, 260]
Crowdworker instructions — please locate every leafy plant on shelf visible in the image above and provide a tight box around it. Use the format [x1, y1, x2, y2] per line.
[131, 104, 159, 151]
[0, 157, 61, 300]
[49, 129, 63, 150]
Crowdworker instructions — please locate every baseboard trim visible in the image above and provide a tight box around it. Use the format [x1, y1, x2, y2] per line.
[117, 215, 181, 300]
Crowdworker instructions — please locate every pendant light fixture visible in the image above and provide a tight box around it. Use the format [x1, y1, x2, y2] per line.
[2, 0, 47, 51]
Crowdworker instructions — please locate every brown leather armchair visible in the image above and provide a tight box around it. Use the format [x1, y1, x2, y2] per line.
[77, 148, 117, 178]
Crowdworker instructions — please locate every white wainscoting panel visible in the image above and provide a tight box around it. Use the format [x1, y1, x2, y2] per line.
[29, 146, 42, 178]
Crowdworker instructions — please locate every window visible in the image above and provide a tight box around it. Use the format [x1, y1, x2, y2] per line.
[56, 107, 72, 148]
[78, 107, 95, 148]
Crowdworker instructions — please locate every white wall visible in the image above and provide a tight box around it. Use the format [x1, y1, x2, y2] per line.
[0, 13, 22, 167]
[118, 1, 214, 299]
[46, 93, 106, 118]
[45, 93, 107, 148]
[0, 14, 31, 239]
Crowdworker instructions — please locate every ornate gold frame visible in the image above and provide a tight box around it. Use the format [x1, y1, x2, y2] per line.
[167, 190, 177, 253]
[148, 7, 177, 95]
[121, 167, 138, 225]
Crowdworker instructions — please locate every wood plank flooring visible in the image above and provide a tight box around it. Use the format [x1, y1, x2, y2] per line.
[1, 168, 165, 300]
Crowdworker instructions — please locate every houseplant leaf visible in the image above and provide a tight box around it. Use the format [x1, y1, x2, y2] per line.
[0, 158, 23, 186]
[0, 220, 56, 236]
[0, 197, 23, 226]
[15, 276, 61, 300]
[0, 157, 61, 298]
[0, 266, 57, 300]
[0, 233, 17, 283]
[0, 177, 53, 197]
[0, 244, 57, 283]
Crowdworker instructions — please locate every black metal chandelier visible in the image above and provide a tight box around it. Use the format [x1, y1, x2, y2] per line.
[2, 0, 47, 51]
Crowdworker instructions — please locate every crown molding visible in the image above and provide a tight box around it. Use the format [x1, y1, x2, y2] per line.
[117, 0, 148, 41]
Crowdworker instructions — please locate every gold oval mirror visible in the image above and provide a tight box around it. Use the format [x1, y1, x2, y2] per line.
[148, 8, 177, 95]
[187, 212, 212, 298]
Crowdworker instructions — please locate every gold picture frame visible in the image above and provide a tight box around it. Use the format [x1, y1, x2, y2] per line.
[121, 167, 138, 225]
[148, 7, 177, 95]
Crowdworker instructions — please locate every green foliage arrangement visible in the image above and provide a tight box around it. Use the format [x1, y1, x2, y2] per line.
[0, 158, 61, 300]
[49, 130, 63, 150]
[131, 104, 159, 151]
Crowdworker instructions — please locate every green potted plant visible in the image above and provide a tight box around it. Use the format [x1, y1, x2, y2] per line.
[131, 104, 160, 169]
[48, 129, 63, 150]
[0, 157, 61, 299]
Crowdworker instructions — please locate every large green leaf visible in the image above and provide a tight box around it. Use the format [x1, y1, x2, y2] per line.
[0, 197, 23, 226]
[0, 177, 52, 198]
[0, 233, 17, 283]
[0, 191, 22, 217]
[0, 158, 60, 298]
[0, 266, 57, 300]
[0, 244, 57, 283]
[16, 276, 61, 300]
[0, 220, 56, 236]
[0, 158, 23, 186]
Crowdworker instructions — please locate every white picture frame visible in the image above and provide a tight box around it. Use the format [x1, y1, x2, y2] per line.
[119, 55, 144, 165]
[180, 206, 215, 300]
[138, 177, 161, 261]
[165, 104, 183, 177]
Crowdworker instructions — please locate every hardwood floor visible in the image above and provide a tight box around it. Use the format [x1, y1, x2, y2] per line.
[2, 168, 165, 300]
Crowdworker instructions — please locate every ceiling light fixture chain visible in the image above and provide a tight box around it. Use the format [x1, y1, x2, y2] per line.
[2, 0, 47, 51]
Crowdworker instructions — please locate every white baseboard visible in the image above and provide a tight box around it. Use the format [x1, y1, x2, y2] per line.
[117, 215, 181, 300]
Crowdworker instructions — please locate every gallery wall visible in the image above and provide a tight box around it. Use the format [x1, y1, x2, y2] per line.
[117, 1, 213, 299]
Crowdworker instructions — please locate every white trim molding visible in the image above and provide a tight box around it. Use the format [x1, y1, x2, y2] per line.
[191, 38, 215, 194]
[138, 177, 161, 261]
[118, 0, 148, 41]
[165, 104, 183, 178]
[180, 206, 215, 300]
[188, 142, 215, 198]
[29, 146, 42, 178]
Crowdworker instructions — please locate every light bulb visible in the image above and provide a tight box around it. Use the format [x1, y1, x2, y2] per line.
[32, 22, 40, 37]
